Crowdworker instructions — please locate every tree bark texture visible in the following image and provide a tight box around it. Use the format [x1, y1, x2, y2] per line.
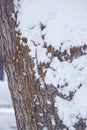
[0, 1, 87, 130]
[0, 1, 62, 130]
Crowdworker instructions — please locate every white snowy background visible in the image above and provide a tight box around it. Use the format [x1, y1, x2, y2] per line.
[0, 73, 17, 130]
[0, 0, 87, 129]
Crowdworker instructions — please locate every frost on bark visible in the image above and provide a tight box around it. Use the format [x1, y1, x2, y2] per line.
[0, 0, 87, 130]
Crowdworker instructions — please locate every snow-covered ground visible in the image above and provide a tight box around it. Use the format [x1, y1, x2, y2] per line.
[0, 73, 12, 107]
[0, 108, 16, 130]
[0, 73, 17, 130]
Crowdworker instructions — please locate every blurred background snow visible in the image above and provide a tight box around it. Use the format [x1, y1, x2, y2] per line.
[0, 73, 17, 130]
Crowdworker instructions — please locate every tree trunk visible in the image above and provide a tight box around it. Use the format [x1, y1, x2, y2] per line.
[0, 0, 62, 130]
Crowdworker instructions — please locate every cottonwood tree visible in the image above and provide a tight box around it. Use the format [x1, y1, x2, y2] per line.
[0, 0, 87, 130]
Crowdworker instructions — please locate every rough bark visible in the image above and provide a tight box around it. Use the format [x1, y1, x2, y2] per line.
[0, 1, 62, 130]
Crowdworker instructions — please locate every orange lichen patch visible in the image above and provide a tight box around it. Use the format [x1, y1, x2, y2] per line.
[18, 44, 24, 51]
[37, 63, 47, 78]
[30, 60, 35, 69]
[15, 36, 28, 51]
[15, 36, 20, 46]
[22, 37, 28, 43]
[47, 45, 54, 53]
[32, 72, 35, 79]
[41, 71, 46, 78]
[70, 47, 77, 57]
[24, 45, 30, 49]
[16, 58, 22, 67]
[38, 62, 50, 69]
[13, 35, 35, 85]
[24, 45, 30, 53]
[45, 84, 49, 89]
[24, 56, 29, 63]
[16, 30, 21, 36]
[19, 70, 24, 77]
